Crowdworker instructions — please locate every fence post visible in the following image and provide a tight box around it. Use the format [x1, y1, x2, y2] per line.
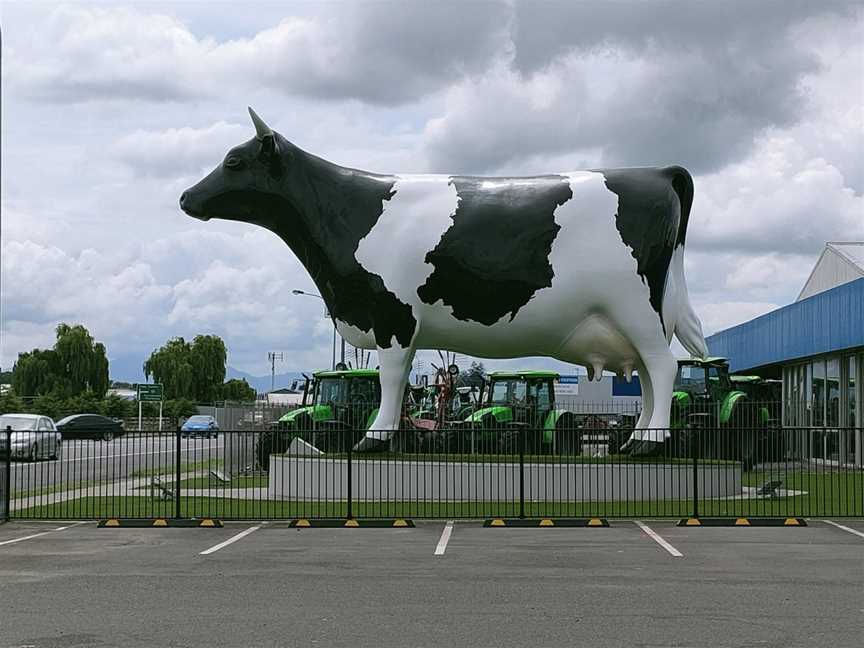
[4, 428, 11, 522]
[175, 429, 182, 519]
[691, 424, 699, 520]
[688, 412, 709, 519]
[346, 429, 353, 520]
[519, 425, 526, 519]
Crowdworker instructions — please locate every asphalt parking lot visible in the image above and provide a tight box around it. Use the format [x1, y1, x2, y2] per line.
[1, 519, 862, 648]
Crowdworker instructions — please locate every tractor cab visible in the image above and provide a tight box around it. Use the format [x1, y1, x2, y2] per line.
[674, 357, 731, 403]
[483, 371, 558, 427]
[285, 369, 381, 431]
[459, 371, 576, 453]
[257, 369, 381, 469]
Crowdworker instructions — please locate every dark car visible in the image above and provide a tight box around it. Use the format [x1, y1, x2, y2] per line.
[55, 414, 124, 441]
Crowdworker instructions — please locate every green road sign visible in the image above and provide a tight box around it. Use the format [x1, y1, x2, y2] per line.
[138, 384, 164, 402]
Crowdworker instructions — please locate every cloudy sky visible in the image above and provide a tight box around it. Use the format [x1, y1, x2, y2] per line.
[1, 0, 862, 381]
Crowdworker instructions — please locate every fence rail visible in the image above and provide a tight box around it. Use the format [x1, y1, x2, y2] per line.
[3, 426, 862, 521]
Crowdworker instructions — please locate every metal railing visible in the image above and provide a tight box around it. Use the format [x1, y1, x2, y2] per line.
[4, 422, 862, 521]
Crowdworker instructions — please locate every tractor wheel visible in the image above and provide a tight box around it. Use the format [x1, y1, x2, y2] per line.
[446, 419, 490, 454]
[255, 430, 294, 472]
[498, 427, 522, 455]
[554, 414, 581, 457]
[388, 428, 420, 453]
[726, 406, 758, 470]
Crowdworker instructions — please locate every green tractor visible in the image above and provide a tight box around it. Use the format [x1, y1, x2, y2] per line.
[256, 369, 381, 470]
[670, 357, 780, 466]
[456, 371, 578, 454]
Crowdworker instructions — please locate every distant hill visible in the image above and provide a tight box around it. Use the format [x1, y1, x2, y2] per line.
[226, 367, 307, 394]
[109, 356, 308, 394]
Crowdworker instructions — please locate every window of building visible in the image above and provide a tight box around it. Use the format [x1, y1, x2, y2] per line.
[827, 357, 840, 427]
[811, 359, 825, 427]
[844, 356, 858, 427]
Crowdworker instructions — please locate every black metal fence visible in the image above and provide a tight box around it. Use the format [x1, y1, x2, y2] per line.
[4, 423, 862, 521]
[0, 431, 8, 522]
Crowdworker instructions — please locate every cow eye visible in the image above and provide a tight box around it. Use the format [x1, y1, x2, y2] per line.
[224, 156, 246, 170]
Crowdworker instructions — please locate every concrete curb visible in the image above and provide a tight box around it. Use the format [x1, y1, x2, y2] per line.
[483, 517, 609, 527]
[98, 518, 223, 528]
[677, 517, 807, 527]
[289, 518, 414, 528]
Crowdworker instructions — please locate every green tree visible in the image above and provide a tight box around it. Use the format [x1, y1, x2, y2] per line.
[457, 361, 487, 388]
[220, 378, 256, 402]
[0, 390, 25, 415]
[143, 334, 227, 401]
[30, 394, 63, 420]
[12, 324, 109, 398]
[13, 349, 57, 396]
[167, 398, 198, 419]
[143, 337, 194, 400]
[191, 335, 227, 401]
[99, 394, 135, 419]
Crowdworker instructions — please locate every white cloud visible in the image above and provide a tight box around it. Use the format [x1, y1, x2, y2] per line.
[112, 122, 250, 178]
[1, 1, 861, 381]
[6, 3, 509, 106]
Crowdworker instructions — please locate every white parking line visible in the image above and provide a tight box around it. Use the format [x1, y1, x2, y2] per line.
[199, 526, 261, 555]
[0, 522, 87, 547]
[434, 521, 454, 555]
[634, 521, 683, 557]
[822, 520, 864, 540]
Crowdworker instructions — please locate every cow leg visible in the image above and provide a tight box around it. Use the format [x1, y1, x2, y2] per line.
[621, 358, 653, 452]
[354, 344, 415, 451]
[632, 347, 677, 445]
[634, 359, 653, 430]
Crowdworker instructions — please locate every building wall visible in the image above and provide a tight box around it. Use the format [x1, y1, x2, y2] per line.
[553, 375, 642, 413]
[707, 277, 864, 373]
[798, 246, 864, 301]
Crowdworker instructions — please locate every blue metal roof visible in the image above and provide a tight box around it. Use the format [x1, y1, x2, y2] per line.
[706, 277, 864, 372]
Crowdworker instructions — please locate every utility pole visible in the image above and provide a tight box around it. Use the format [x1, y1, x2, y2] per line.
[267, 352, 284, 393]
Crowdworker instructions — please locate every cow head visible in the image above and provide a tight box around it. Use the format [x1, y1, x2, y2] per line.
[180, 108, 296, 226]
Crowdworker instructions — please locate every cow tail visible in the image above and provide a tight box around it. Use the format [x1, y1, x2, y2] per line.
[665, 166, 708, 359]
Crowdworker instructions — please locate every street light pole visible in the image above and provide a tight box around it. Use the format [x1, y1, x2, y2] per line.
[292, 289, 338, 370]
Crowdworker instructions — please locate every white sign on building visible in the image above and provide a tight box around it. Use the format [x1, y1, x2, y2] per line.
[555, 375, 579, 397]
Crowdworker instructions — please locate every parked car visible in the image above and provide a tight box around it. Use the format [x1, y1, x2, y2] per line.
[180, 415, 219, 438]
[55, 414, 124, 441]
[0, 413, 62, 461]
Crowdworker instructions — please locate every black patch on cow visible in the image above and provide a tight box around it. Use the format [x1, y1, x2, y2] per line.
[417, 176, 572, 325]
[186, 134, 417, 349]
[598, 166, 694, 332]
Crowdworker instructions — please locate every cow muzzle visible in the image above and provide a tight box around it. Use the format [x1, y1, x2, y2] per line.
[179, 190, 208, 221]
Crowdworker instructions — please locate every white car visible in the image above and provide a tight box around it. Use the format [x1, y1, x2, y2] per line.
[0, 413, 62, 461]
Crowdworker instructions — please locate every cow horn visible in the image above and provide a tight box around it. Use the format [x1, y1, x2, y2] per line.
[248, 107, 272, 140]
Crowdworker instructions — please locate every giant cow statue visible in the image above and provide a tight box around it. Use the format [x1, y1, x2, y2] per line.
[180, 109, 708, 451]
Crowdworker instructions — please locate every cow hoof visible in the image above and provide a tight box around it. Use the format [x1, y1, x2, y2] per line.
[353, 436, 388, 453]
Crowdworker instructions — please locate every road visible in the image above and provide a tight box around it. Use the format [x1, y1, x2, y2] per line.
[8, 434, 225, 495]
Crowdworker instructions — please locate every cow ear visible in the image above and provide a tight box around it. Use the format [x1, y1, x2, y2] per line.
[259, 133, 278, 158]
[259, 135, 285, 178]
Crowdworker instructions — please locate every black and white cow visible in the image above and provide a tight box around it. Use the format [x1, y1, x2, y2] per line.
[180, 109, 708, 450]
